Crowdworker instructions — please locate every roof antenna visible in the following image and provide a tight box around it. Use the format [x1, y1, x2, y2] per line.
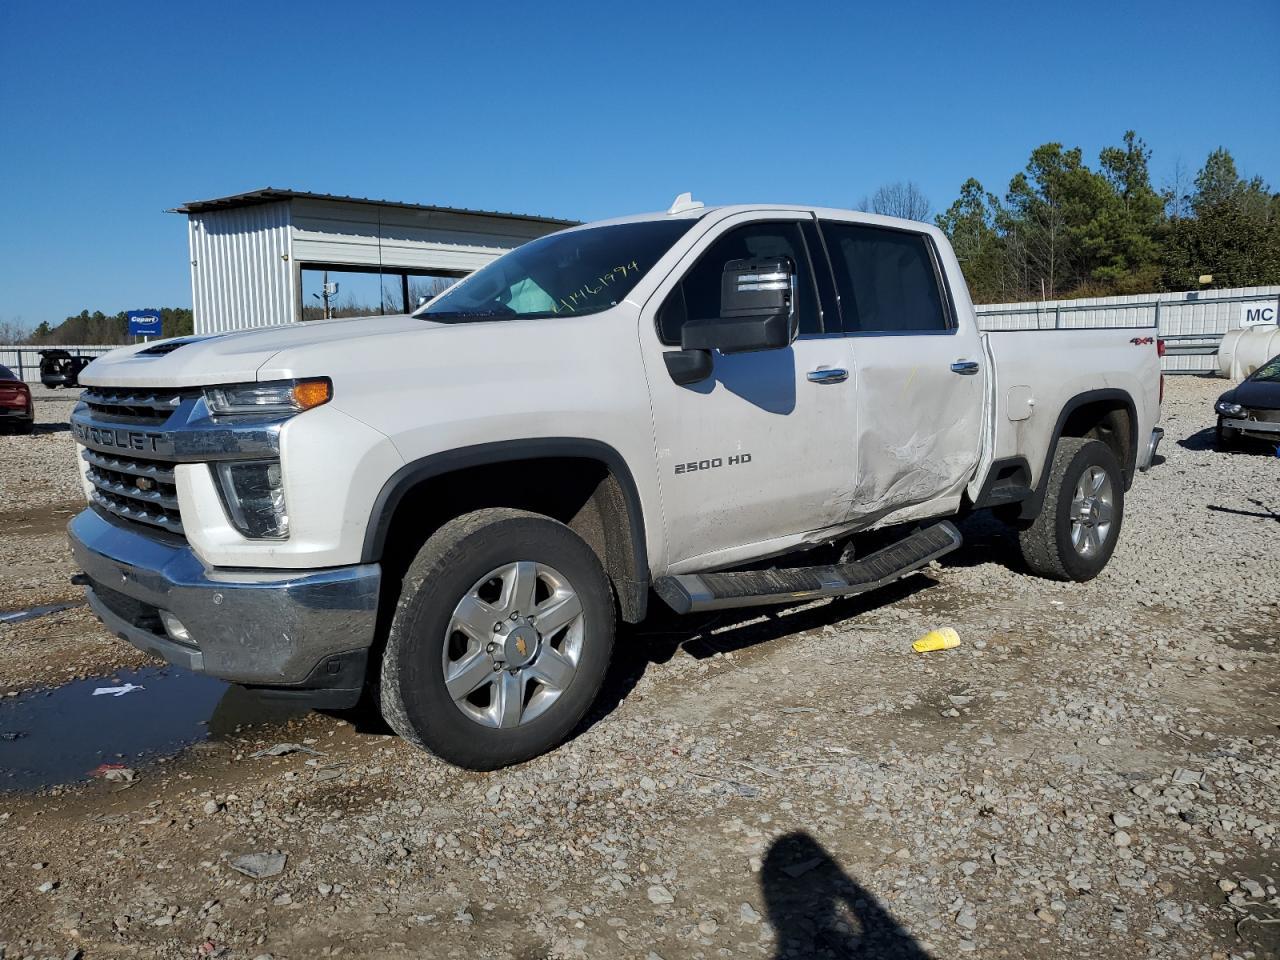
[668, 192, 703, 215]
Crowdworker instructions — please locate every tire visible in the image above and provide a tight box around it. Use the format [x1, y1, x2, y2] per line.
[1017, 438, 1124, 582]
[1214, 419, 1236, 451]
[379, 508, 614, 770]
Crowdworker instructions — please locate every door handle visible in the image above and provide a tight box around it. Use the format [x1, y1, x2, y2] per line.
[807, 368, 848, 384]
[950, 360, 980, 375]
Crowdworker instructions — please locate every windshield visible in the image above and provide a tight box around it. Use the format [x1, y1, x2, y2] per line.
[1250, 355, 1280, 383]
[416, 219, 696, 322]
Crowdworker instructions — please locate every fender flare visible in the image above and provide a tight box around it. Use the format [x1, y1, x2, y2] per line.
[361, 438, 650, 619]
[1018, 388, 1139, 521]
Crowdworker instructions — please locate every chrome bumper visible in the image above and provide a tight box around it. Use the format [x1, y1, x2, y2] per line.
[69, 509, 380, 704]
[1138, 427, 1164, 472]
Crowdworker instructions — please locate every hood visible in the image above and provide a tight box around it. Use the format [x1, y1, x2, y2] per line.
[78, 314, 429, 388]
[1229, 378, 1280, 410]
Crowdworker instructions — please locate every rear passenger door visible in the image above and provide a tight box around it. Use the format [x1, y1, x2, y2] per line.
[818, 219, 984, 524]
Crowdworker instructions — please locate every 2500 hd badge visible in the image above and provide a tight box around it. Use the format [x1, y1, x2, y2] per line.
[674, 452, 753, 475]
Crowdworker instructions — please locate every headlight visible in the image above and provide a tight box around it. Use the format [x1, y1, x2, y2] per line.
[214, 460, 288, 539]
[204, 378, 331, 417]
[1216, 400, 1244, 417]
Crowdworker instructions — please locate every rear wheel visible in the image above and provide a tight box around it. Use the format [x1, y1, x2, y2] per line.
[1017, 438, 1123, 582]
[379, 508, 614, 770]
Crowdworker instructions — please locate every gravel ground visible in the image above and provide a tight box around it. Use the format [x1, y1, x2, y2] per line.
[0, 387, 153, 691]
[0, 375, 1277, 960]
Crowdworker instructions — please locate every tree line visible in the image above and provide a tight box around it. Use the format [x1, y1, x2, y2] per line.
[4, 307, 195, 345]
[865, 134, 1280, 304]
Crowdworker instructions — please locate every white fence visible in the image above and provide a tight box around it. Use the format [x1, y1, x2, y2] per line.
[0, 345, 116, 384]
[975, 286, 1280, 374]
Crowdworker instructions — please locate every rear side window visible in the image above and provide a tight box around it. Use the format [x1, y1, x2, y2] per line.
[657, 221, 821, 345]
[820, 222, 950, 334]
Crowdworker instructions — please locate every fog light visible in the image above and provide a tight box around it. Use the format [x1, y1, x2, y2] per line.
[160, 610, 194, 646]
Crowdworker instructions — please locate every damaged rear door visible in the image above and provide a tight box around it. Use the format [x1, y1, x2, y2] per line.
[819, 219, 984, 525]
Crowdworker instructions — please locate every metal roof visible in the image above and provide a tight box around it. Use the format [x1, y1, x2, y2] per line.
[170, 187, 579, 226]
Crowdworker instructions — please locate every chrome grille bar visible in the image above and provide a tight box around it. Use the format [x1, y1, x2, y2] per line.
[81, 450, 176, 484]
[89, 490, 185, 535]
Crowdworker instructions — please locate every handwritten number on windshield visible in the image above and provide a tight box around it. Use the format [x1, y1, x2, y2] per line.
[555, 261, 641, 315]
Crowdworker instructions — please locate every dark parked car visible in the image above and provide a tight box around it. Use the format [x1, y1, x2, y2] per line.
[1215, 352, 1280, 450]
[0, 364, 34, 434]
[39, 349, 93, 388]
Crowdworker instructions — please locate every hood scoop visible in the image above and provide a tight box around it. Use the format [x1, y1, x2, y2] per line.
[137, 335, 224, 356]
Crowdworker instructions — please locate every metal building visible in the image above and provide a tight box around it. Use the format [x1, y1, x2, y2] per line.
[173, 189, 576, 335]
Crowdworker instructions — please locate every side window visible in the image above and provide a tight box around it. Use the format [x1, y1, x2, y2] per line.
[820, 222, 950, 334]
[657, 222, 821, 345]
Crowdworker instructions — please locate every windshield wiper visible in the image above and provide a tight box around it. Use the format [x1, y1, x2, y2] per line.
[417, 309, 512, 322]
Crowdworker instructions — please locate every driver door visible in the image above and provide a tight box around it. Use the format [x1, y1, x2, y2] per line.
[639, 213, 858, 572]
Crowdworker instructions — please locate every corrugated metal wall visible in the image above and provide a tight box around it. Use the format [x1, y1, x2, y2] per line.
[975, 286, 1280, 373]
[189, 202, 293, 334]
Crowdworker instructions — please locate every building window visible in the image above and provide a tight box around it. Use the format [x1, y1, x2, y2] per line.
[300, 266, 464, 321]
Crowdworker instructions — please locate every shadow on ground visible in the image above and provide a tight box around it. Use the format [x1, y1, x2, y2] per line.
[762, 832, 932, 959]
[1179, 425, 1278, 456]
[576, 574, 939, 741]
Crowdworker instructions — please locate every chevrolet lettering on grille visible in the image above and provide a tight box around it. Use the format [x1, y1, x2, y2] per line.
[73, 421, 167, 454]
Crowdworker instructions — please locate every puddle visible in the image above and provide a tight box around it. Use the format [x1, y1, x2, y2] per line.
[0, 665, 308, 792]
[0, 600, 84, 626]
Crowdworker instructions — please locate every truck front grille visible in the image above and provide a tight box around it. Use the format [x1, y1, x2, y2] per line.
[82, 449, 184, 536]
[1247, 408, 1280, 424]
[82, 387, 199, 427]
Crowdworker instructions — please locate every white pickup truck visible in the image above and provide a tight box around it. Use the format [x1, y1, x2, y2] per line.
[67, 198, 1163, 769]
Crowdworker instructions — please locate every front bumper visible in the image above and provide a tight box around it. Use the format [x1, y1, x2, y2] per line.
[69, 508, 380, 707]
[1220, 415, 1280, 439]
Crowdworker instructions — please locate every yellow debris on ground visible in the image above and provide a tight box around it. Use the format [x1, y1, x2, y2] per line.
[912, 627, 961, 653]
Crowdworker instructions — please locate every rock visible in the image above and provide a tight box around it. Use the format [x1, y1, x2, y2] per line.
[1217, 879, 1237, 893]
[203, 800, 222, 816]
[955, 907, 978, 931]
[960, 860, 979, 877]
[230, 852, 287, 880]
[697, 917, 718, 936]
[1112, 831, 1132, 848]
[37, 880, 58, 893]
[103, 767, 136, 783]
[1171, 768, 1203, 786]
[647, 885, 674, 905]
[1111, 812, 1135, 828]
[1035, 907, 1058, 925]
[739, 902, 761, 924]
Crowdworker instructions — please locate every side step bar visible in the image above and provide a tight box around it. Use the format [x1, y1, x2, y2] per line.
[654, 521, 963, 615]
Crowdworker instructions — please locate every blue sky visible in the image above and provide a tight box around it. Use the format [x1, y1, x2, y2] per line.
[1, 0, 1277, 328]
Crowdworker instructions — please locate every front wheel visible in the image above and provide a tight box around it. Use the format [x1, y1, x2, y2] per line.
[1017, 438, 1124, 582]
[379, 508, 614, 770]
[1214, 419, 1237, 451]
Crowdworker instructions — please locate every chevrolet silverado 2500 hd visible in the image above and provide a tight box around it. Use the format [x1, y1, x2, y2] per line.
[67, 199, 1164, 769]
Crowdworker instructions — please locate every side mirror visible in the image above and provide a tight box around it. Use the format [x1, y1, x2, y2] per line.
[680, 257, 796, 355]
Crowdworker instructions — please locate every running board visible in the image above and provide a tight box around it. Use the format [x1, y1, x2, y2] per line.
[654, 521, 963, 614]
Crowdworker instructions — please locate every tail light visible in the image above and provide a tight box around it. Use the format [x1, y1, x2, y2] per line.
[1156, 339, 1165, 405]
